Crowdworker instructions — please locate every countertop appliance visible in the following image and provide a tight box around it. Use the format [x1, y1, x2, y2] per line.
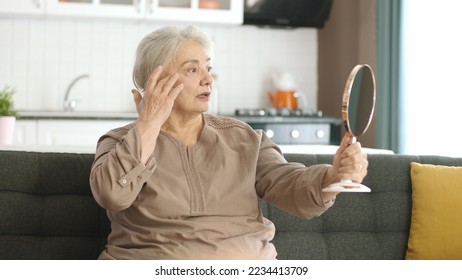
[233, 108, 341, 145]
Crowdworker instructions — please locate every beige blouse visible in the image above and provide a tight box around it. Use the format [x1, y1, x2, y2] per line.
[90, 114, 333, 260]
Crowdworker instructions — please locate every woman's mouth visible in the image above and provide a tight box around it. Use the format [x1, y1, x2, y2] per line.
[197, 92, 211, 101]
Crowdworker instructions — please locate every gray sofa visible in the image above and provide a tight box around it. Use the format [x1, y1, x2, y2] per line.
[1, 150, 461, 260]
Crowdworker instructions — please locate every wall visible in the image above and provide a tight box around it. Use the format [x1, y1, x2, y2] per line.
[318, 0, 377, 148]
[0, 17, 318, 115]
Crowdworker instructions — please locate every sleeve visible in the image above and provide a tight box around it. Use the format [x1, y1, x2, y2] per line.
[89, 124, 156, 211]
[254, 131, 334, 219]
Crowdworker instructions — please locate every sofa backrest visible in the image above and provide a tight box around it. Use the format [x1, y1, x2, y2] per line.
[1, 150, 462, 259]
[0, 151, 108, 260]
[271, 153, 462, 259]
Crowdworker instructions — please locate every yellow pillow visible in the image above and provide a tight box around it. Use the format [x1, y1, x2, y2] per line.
[406, 162, 462, 260]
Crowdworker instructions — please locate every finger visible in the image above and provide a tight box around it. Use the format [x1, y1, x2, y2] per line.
[339, 156, 369, 174]
[339, 143, 367, 165]
[340, 132, 353, 149]
[332, 133, 352, 172]
[338, 166, 367, 182]
[168, 82, 184, 101]
[152, 72, 178, 98]
[341, 141, 363, 158]
[339, 143, 367, 180]
[335, 133, 353, 157]
[145, 66, 164, 94]
[162, 73, 180, 94]
[339, 159, 368, 172]
[340, 149, 367, 168]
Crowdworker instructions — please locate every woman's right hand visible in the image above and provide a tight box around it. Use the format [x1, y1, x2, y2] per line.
[131, 66, 184, 164]
[132, 66, 184, 127]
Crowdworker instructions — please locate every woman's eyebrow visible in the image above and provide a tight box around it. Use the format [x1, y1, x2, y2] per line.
[180, 59, 199, 66]
[180, 58, 212, 66]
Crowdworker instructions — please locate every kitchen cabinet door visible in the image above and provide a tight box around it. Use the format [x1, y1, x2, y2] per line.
[148, 0, 243, 24]
[13, 120, 38, 145]
[46, 0, 145, 19]
[36, 119, 131, 147]
[0, 0, 45, 15]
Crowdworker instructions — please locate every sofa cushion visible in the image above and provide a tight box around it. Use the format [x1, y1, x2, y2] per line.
[1, 151, 462, 260]
[272, 154, 415, 259]
[0, 151, 109, 260]
[406, 162, 462, 260]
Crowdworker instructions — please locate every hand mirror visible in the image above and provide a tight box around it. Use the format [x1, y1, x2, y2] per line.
[322, 64, 376, 193]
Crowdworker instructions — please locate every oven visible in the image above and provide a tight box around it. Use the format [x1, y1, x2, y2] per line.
[233, 109, 341, 145]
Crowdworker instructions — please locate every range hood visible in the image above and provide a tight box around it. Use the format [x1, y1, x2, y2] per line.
[243, 0, 333, 28]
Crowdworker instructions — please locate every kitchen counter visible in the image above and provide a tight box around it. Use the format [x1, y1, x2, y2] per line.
[13, 112, 345, 149]
[18, 111, 340, 124]
[233, 115, 341, 125]
[18, 111, 138, 120]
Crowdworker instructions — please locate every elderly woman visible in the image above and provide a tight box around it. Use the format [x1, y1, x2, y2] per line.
[90, 25, 368, 260]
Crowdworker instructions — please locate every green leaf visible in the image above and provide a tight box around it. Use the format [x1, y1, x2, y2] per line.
[0, 86, 19, 117]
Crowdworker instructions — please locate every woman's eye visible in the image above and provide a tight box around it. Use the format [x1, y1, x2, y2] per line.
[206, 66, 213, 72]
[188, 67, 198, 73]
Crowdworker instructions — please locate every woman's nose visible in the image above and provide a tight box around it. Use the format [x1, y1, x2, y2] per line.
[201, 70, 214, 86]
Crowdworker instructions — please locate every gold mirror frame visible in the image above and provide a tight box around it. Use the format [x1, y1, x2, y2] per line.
[323, 64, 376, 193]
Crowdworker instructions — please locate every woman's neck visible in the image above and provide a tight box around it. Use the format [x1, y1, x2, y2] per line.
[162, 113, 204, 145]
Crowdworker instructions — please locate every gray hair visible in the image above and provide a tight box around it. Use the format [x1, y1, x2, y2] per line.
[132, 25, 213, 91]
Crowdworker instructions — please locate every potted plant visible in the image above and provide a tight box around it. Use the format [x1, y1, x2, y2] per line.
[0, 86, 19, 145]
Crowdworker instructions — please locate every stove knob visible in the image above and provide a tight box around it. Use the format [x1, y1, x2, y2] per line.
[235, 109, 246, 116]
[290, 129, 300, 139]
[293, 109, 302, 116]
[257, 109, 266, 116]
[316, 130, 325, 139]
[267, 108, 277, 116]
[266, 129, 274, 138]
[280, 109, 291, 116]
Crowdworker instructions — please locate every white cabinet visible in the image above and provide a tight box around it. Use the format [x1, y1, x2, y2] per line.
[13, 119, 132, 150]
[36, 119, 131, 146]
[1, 0, 243, 24]
[13, 120, 38, 145]
[46, 0, 145, 19]
[0, 0, 45, 15]
[47, 0, 243, 23]
[148, 0, 243, 24]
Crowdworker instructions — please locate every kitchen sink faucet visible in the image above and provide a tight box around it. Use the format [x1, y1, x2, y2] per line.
[63, 74, 89, 112]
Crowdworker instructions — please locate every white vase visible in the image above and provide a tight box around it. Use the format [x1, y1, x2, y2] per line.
[0, 116, 16, 145]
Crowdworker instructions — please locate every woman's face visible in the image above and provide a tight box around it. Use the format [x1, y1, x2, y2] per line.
[166, 40, 214, 116]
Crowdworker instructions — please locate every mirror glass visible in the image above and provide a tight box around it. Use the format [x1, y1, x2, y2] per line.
[344, 64, 376, 138]
[323, 64, 376, 193]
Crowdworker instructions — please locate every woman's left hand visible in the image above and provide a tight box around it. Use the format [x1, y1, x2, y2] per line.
[323, 133, 369, 187]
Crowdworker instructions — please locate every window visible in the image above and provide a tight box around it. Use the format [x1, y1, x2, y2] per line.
[401, 0, 462, 156]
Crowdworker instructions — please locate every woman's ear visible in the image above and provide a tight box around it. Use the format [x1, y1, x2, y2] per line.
[132, 89, 143, 115]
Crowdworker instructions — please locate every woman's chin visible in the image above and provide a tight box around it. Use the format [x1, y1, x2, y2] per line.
[196, 103, 210, 113]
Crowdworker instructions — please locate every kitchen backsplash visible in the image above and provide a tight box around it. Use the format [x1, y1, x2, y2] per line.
[0, 17, 317, 115]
